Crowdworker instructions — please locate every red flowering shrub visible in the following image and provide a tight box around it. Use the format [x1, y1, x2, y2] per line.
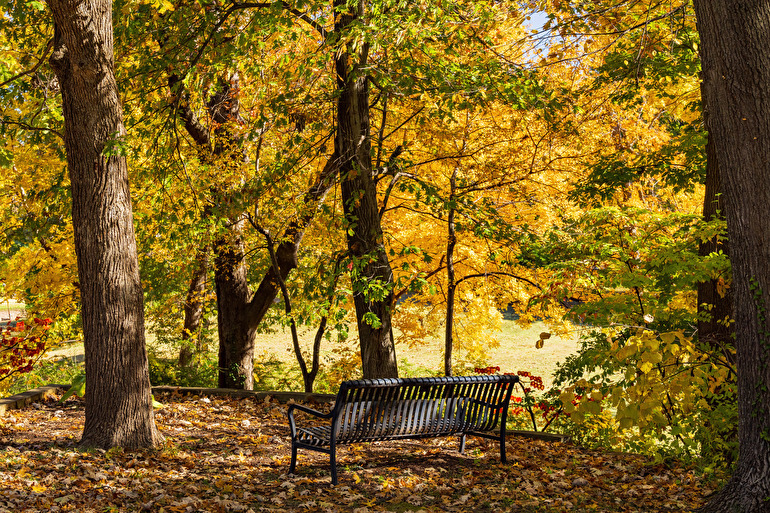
[474, 366, 564, 432]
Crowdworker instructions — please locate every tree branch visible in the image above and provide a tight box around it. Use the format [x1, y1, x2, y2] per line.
[0, 39, 54, 89]
[231, 1, 329, 39]
[0, 119, 63, 141]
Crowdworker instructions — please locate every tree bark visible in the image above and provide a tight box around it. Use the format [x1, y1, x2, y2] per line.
[694, 1, 770, 510]
[335, 0, 398, 379]
[697, 132, 733, 359]
[47, 0, 162, 448]
[214, 224, 256, 389]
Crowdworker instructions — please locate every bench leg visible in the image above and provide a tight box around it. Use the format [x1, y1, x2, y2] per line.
[459, 434, 466, 454]
[330, 443, 338, 486]
[289, 441, 298, 474]
[499, 434, 507, 463]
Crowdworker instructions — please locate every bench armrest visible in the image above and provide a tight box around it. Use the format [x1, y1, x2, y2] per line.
[287, 403, 335, 438]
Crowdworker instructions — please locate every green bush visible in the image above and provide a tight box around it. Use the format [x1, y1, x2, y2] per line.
[147, 353, 217, 388]
[7, 356, 84, 395]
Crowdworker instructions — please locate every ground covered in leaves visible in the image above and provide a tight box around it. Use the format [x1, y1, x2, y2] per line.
[0, 391, 717, 512]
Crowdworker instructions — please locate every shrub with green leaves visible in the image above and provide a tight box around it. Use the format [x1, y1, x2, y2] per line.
[526, 207, 736, 471]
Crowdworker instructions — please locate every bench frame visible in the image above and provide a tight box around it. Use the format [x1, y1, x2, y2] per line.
[287, 374, 519, 484]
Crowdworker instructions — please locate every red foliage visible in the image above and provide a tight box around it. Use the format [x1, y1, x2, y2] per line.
[475, 366, 563, 431]
[0, 317, 52, 383]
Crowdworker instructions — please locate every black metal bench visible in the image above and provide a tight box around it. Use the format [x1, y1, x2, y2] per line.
[287, 374, 519, 484]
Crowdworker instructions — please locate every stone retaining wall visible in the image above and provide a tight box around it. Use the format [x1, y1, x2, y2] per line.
[0, 384, 334, 417]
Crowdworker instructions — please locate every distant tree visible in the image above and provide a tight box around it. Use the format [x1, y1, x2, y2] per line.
[46, 0, 162, 448]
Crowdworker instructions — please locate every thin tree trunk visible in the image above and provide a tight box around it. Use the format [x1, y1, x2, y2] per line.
[694, 1, 770, 509]
[47, 0, 162, 448]
[257, 227, 326, 393]
[444, 168, 457, 377]
[179, 244, 210, 367]
[335, 0, 398, 379]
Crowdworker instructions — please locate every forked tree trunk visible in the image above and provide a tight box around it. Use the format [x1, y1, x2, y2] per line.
[170, 74, 338, 389]
[694, 1, 770, 510]
[47, 0, 162, 448]
[335, 0, 398, 379]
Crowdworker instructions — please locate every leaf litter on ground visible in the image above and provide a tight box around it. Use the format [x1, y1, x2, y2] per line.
[0, 391, 718, 512]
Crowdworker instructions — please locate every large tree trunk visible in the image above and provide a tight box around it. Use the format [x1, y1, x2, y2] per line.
[214, 225, 256, 389]
[47, 0, 162, 448]
[694, 1, 770, 510]
[697, 132, 733, 357]
[335, 0, 398, 379]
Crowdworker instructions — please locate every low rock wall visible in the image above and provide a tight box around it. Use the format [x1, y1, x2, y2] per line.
[0, 384, 335, 417]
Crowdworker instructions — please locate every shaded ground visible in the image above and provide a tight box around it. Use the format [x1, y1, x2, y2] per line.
[0, 391, 715, 512]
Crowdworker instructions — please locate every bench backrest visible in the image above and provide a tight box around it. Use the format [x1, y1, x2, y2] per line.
[329, 375, 519, 443]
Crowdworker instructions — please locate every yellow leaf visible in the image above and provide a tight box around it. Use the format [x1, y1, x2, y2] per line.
[717, 278, 730, 298]
[639, 361, 654, 374]
[615, 344, 636, 361]
[660, 332, 677, 344]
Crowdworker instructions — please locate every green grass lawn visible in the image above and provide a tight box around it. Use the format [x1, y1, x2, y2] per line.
[9, 318, 581, 395]
[0, 298, 25, 320]
[253, 320, 580, 390]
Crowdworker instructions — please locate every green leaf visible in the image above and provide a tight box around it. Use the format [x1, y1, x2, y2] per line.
[59, 372, 86, 402]
[362, 311, 382, 329]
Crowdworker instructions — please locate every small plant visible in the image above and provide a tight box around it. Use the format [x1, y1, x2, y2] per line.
[7, 355, 84, 395]
[147, 352, 218, 388]
[59, 372, 86, 402]
[474, 366, 563, 432]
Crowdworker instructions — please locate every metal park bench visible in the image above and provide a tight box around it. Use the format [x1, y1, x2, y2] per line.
[287, 374, 520, 484]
